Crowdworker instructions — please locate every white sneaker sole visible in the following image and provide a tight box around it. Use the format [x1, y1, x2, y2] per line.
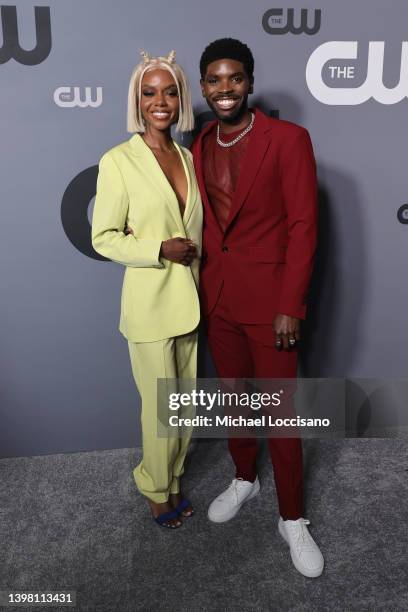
[278, 520, 324, 578]
[208, 480, 260, 523]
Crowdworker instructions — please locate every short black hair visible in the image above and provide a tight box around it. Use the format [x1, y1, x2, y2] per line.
[200, 38, 254, 81]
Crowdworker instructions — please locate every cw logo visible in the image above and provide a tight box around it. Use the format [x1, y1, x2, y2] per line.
[54, 86, 103, 108]
[397, 204, 408, 224]
[262, 8, 321, 35]
[306, 41, 408, 105]
[61, 166, 106, 261]
[0, 5, 51, 65]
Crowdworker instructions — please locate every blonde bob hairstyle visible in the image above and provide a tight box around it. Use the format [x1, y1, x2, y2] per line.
[127, 50, 194, 133]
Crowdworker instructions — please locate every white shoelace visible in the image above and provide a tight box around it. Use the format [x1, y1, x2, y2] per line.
[221, 478, 245, 506]
[229, 479, 241, 505]
[288, 518, 317, 554]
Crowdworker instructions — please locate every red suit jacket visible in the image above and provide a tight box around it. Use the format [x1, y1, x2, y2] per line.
[191, 108, 318, 323]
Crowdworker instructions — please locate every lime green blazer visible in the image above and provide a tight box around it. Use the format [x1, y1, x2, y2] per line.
[92, 134, 203, 342]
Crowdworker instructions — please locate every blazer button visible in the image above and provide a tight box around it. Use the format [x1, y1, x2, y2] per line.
[222, 245, 229, 253]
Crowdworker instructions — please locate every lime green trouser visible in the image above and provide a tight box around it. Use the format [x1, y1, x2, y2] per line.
[128, 331, 197, 503]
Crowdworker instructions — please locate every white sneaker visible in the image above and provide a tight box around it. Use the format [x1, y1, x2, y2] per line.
[208, 477, 260, 523]
[278, 517, 324, 578]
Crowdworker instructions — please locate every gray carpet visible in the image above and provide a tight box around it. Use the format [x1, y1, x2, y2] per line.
[1, 439, 407, 612]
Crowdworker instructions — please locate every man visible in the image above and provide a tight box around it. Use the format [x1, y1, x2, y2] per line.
[191, 38, 324, 577]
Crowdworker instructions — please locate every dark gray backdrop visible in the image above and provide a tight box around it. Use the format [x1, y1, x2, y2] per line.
[1, 0, 407, 457]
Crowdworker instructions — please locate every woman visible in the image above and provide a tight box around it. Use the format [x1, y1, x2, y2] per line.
[92, 50, 202, 528]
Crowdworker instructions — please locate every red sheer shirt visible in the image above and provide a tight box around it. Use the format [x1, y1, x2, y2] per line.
[202, 122, 252, 232]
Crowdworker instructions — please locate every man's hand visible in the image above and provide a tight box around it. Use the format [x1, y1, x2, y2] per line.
[160, 238, 197, 266]
[273, 313, 300, 350]
[124, 226, 197, 266]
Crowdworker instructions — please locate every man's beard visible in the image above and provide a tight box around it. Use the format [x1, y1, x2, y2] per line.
[207, 94, 249, 124]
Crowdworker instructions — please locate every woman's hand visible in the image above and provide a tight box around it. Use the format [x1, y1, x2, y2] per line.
[124, 226, 197, 266]
[161, 238, 197, 266]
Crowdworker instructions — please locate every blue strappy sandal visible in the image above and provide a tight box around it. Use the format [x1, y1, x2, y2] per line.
[154, 509, 182, 529]
[175, 498, 194, 517]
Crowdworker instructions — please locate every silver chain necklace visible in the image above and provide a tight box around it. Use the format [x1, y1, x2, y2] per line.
[216, 112, 255, 148]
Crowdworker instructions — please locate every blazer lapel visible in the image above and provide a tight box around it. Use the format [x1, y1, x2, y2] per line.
[130, 134, 186, 237]
[192, 121, 224, 238]
[173, 142, 196, 229]
[224, 109, 271, 233]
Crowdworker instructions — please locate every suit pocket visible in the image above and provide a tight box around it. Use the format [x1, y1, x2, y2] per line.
[245, 245, 287, 263]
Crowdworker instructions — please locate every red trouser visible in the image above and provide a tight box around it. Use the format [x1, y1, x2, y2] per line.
[205, 286, 303, 520]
